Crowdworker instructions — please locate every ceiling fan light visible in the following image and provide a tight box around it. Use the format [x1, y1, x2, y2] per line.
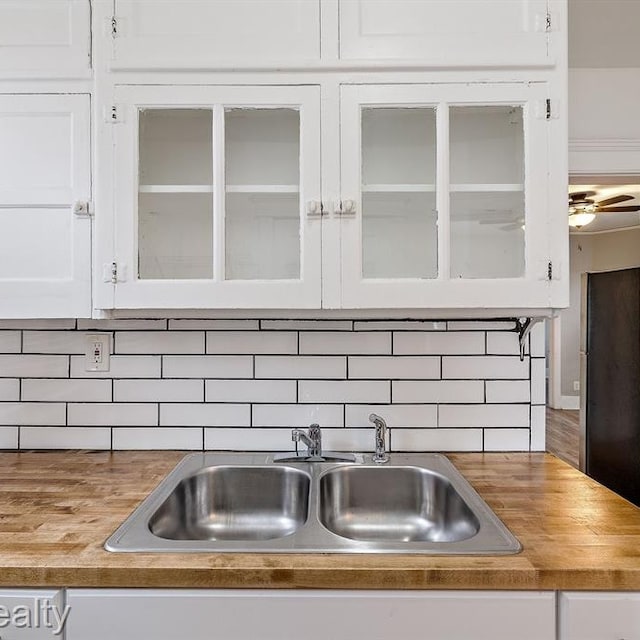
[568, 212, 596, 228]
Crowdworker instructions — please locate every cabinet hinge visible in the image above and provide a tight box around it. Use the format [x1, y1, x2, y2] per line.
[103, 262, 127, 284]
[111, 16, 118, 38]
[545, 99, 552, 120]
[106, 105, 122, 124]
[547, 261, 553, 281]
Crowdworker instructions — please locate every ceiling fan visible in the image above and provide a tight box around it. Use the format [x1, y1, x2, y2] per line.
[568, 191, 640, 228]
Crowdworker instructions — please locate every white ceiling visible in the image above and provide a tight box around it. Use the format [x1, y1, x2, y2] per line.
[568, 184, 640, 234]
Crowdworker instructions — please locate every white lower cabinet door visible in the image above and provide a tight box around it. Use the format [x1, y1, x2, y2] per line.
[0, 94, 91, 318]
[560, 591, 640, 639]
[65, 589, 555, 640]
[0, 590, 65, 639]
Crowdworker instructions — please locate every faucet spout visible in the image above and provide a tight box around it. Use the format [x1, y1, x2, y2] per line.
[369, 413, 390, 464]
[292, 423, 322, 458]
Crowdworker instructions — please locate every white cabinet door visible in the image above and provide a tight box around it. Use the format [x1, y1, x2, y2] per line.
[110, 0, 321, 70]
[66, 589, 556, 640]
[107, 85, 321, 309]
[0, 95, 91, 318]
[0, 590, 65, 639]
[339, 82, 559, 310]
[339, 0, 554, 66]
[560, 592, 640, 640]
[0, 1, 90, 77]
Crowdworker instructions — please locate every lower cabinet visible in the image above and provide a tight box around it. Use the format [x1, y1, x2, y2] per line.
[65, 589, 555, 640]
[0, 590, 65, 639]
[559, 592, 640, 640]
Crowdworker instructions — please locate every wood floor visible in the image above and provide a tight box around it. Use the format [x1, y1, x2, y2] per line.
[546, 407, 580, 469]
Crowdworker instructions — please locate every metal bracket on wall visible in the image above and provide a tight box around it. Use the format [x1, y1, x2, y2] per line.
[514, 317, 543, 361]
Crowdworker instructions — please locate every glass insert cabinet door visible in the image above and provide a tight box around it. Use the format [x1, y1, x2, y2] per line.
[112, 85, 321, 309]
[339, 83, 552, 309]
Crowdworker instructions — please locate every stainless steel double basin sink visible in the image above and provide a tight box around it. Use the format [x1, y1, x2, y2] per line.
[105, 453, 521, 555]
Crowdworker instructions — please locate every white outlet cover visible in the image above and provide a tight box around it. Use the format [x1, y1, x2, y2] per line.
[85, 334, 111, 372]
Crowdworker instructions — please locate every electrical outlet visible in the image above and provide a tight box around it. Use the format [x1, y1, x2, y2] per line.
[85, 334, 111, 372]
[573, 380, 580, 392]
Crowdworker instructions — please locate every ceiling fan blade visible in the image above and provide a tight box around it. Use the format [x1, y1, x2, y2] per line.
[569, 191, 596, 201]
[597, 205, 640, 213]
[597, 194, 634, 207]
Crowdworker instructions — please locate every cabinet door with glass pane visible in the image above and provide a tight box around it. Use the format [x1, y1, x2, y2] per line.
[340, 83, 554, 309]
[111, 85, 321, 309]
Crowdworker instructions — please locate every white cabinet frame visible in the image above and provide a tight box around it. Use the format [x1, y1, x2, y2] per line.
[0, 94, 91, 318]
[109, 85, 322, 309]
[339, 83, 555, 309]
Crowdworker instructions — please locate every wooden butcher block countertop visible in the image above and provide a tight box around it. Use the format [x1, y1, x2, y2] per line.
[1, 450, 640, 591]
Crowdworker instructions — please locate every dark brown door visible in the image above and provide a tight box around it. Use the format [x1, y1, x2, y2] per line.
[586, 267, 640, 506]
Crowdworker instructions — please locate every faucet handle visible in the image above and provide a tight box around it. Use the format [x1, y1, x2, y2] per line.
[369, 413, 390, 464]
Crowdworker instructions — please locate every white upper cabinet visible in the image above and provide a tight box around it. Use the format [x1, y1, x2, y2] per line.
[339, 83, 558, 309]
[108, 85, 321, 309]
[0, 94, 91, 318]
[0, 0, 90, 77]
[110, 0, 321, 70]
[339, 0, 554, 66]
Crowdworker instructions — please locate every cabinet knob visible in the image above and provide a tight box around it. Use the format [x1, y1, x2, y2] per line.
[306, 200, 322, 217]
[333, 200, 357, 215]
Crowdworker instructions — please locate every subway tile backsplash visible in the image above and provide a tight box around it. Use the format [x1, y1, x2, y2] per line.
[0, 319, 546, 452]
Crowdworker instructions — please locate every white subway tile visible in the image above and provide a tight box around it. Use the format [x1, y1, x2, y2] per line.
[22, 379, 112, 402]
[70, 355, 161, 379]
[348, 356, 440, 380]
[439, 404, 529, 428]
[485, 380, 530, 403]
[531, 358, 546, 405]
[0, 331, 20, 353]
[530, 404, 545, 452]
[300, 332, 390, 355]
[205, 428, 291, 451]
[114, 380, 203, 403]
[22, 331, 92, 354]
[299, 380, 390, 404]
[0, 403, 65, 426]
[353, 321, 446, 331]
[392, 428, 483, 452]
[162, 355, 252, 379]
[206, 380, 296, 403]
[68, 403, 157, 427]
[261, 320, 352, 331]
[486, 332, 521, 356]
[442, 356, 529, 379]
[484, 428, 530, 452]
[447, 321, 515, 331]
[393, 380, 484, 404]
[322, 428, 372, 452]
[78, 319, 167, 330]
[255, 356, 346, 379]
[0, 427, 17, 448]
[0, 379, 19, 401]
[252, 404, 343, 428]
[116, 331, 204, 354]
[394, 332, 484, 355]
[169, 319, 259, 330]
[161, 403, 250, 427]
[346, 404, 437, 428]
[113, 427, 202, 450]
[0, 320, 75, 329]
[206, 331, 297, 354]
[20, 427, 111, 450]
[530, 320, 546, 358]
[0, 355, 68, 378]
